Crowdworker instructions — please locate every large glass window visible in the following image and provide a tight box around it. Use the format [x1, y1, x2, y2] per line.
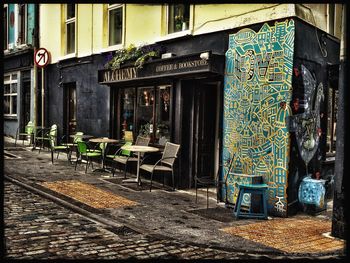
[4, 72, 18, 117]
[168, 4, 190, 34]
[119, 86, 172, 144]
[65, 4, 75, 54]
[120, 88, 135, 140]
[108, 4, 123, 46]
[327, 87, 338, 153]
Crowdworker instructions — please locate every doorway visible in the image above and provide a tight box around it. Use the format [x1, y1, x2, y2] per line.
[21, 79, 31, 131]
[63, 83, 77, 136]
[192, 82, 219, 184]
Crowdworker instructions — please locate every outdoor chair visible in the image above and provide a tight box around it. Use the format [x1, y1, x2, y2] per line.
[194, 156, 234, 209]
[49, 132, 70, 164]
[139, 142, 180, 192]
[35, 124, 57, 153]
[74, 141, 102, 173]
[108, 141, 132, 177]
[110, 136, 150, 178]
[15, 121, 34, 147]
[61, 132, 84, 163]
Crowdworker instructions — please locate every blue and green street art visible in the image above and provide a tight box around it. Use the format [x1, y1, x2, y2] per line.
[222, 19, 295, 217]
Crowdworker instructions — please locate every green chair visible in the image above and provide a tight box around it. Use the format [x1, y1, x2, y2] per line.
[61, 132, 84, 162]
[15, 121, 34, 147]
[108, 141, 132, 178]
[75, 141, 102, 173]
[49, 133, 70, 164]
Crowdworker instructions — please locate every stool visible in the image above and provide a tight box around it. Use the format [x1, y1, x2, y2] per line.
[234, 183, 268, 219]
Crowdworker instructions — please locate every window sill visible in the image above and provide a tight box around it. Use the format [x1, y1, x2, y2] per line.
[155, 29, 193, 43]
[100, 44, 124, 54]
[58, 53, 77, 61]
[4, 115, 18, 120]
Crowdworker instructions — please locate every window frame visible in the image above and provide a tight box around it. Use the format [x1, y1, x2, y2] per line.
[107, 4, 124, 48]
[65, 3, 76, 55]
[4, 72, 19, 118]
[166, 4, 190, 35]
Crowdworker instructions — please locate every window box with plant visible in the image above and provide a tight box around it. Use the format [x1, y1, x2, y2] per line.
[104, 44, 165, 70]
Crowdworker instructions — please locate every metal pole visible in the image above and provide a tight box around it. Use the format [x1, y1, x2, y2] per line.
[41, 67, 44, 127]
[33, 48, 37, 128]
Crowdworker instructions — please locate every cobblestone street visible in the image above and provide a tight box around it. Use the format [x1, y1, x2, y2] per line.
[4, 181, 257, 260]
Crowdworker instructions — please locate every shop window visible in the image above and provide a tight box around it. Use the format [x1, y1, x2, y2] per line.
[4, 5, 8, 49]
[65, 4, 75, 54]
[137, 87, 155, 138]
[108, 4, 123, 46]
[119, 85, 172, 144]
[120, 88, 135, 140]
[17, 4, 26, 45]
[4, 72, 18, 117]
[168, 4, 190, 34]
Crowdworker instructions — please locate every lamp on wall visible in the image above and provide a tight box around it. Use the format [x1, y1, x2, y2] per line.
[200, 52, 210, 60]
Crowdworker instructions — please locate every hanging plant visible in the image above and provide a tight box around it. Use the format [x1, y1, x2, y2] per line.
[105, 43, 165, 70]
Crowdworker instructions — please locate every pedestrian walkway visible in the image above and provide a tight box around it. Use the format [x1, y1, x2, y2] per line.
[3, 136, 346, 259]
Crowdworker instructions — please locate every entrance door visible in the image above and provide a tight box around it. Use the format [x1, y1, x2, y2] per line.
[193, 82, 218, 182]
[63, 83, 77, 136]
[21, 80, 31, 130]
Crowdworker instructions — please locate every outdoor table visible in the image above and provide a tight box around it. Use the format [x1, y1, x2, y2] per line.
[69, 134, 94, 140]
[89, 138, 120, 173]
[121, 145, 159, 185]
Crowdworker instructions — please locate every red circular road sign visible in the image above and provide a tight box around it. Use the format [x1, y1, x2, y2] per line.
[34, 48, 50, 67]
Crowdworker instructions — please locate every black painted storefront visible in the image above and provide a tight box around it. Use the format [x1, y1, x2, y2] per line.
[98, 51, 225, 189]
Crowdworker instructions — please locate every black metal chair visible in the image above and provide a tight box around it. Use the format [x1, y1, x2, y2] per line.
[194, 156, 234, 209]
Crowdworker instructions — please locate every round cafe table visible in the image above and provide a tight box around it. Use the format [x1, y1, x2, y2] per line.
[89, 138, 120, 173]
[120, 145, 159, 185]
[69, 134, 94, 140]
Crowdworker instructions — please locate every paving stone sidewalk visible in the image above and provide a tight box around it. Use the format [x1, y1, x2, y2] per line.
[3, 136, 346, 259]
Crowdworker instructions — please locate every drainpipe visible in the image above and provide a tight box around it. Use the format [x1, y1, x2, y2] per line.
[331, 4, 347, 240]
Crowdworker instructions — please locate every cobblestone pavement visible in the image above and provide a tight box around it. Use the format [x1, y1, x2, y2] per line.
[4, 181, 267, 260]
[3, 137, 346, 260]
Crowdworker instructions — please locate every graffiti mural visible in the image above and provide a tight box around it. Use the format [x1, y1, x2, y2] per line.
[222, 20, 295, 217]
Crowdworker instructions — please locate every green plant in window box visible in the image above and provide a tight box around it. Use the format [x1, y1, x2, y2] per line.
[105, 44, 164, 70]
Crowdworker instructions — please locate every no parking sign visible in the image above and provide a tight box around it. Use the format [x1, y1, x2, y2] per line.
[34, 48, 50, 68]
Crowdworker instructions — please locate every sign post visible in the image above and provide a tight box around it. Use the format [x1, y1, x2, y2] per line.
[34, 48, 50, 129]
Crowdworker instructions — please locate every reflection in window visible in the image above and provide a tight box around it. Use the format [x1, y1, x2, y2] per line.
[108, 4, 123, 46]
[155, 86, 171, 144]
[120, 88, 135, 140]
[168, 4, 190, 34]
[327, 87, 338, 153]
[137, 87, 154, 138]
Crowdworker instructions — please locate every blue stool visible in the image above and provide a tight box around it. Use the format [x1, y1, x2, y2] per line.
[234, 183, 268, 219]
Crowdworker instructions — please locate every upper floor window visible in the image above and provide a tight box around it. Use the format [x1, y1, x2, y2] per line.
[65, 4, 75, 54]
[4, 72, 18, 117]
[168, 4, 190, 34]
[3, 5, 8, 49]
[17, 4, 27, 45]
[108, 4, 123, 46]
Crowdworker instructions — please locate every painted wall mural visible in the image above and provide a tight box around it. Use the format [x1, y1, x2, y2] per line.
[222, 19, 295, 217]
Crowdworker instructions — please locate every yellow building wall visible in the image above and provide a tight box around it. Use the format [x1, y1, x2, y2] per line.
[40, 3, 341, 64]
[39, 4, 62, 63]
[124, 4, 162, 46]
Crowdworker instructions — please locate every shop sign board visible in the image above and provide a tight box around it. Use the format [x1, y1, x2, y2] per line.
[98, 52, 224, 84]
